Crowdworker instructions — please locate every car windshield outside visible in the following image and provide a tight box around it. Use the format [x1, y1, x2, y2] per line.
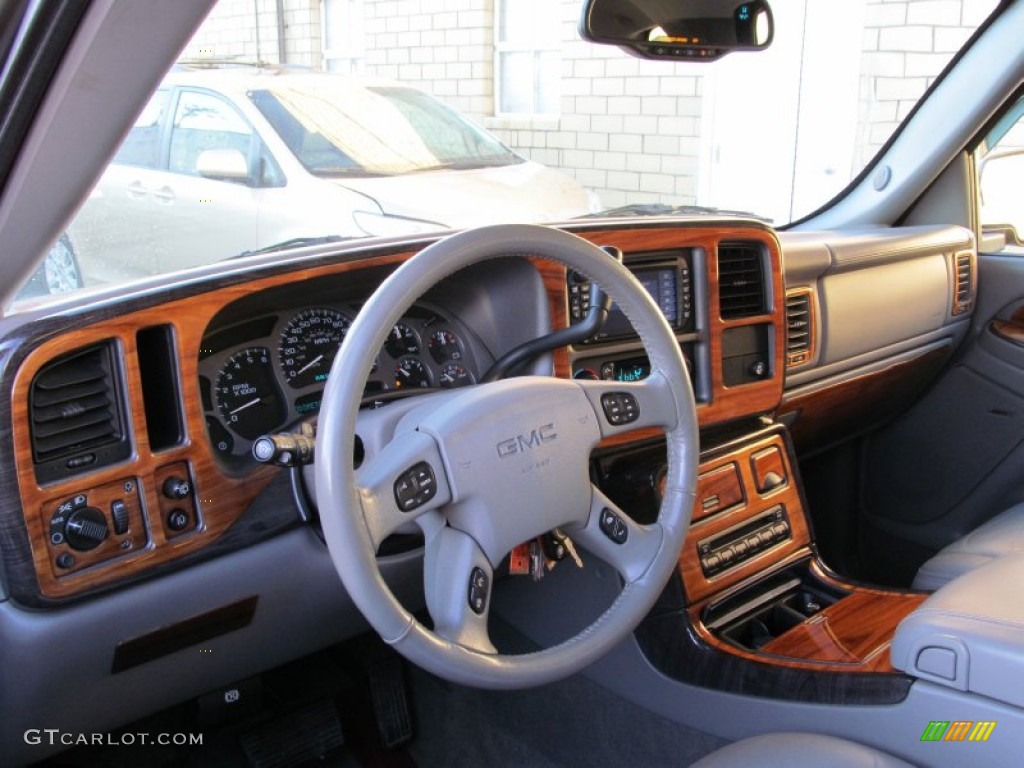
[11, 0, 1001, 305]
[250, 82, 522, 176]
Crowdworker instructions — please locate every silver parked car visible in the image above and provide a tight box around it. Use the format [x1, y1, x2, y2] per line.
[70, 66, 599, 285]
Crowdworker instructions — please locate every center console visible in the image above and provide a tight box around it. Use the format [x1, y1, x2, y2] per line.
[600, 426, 926, 704]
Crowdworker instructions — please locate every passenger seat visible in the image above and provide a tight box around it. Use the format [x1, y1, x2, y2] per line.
[913, 502, 1024, 590]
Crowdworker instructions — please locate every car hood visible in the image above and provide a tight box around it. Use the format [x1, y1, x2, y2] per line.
[330, 161, 596, 228]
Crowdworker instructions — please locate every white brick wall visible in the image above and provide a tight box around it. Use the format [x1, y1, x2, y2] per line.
[180, 0, 1000, 217]
[181, 0, 322, 67]
[853, 0, 998, 171]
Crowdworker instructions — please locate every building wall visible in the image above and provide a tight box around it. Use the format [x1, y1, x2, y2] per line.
[854, 0, 998, 171]
[181, 0, 322, 68]
[181, 0, 997, 217]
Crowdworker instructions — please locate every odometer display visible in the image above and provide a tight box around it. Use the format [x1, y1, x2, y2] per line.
[215, 347, 286, 440]
[279, 308, 351, 389]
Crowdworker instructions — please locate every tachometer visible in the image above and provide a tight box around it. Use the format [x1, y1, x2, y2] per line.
[216, 347, 286, 440]
[279, 308, 351, 389]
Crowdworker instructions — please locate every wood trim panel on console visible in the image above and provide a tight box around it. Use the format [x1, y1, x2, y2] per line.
[690, 582, 926, 673]
[679, 433, 810, 604]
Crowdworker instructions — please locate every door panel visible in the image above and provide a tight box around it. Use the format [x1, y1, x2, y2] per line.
[863, 251, 1024, 556]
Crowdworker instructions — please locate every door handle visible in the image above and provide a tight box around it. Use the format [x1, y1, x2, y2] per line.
[127, 181, 147, 199]
[990, 308, 1024, 347]
[152, 186, 175, 204]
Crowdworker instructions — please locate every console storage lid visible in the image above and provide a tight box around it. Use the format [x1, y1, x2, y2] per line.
[891, 553, 1024, 707]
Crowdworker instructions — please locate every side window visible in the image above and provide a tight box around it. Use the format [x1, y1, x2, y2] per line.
[978, 96, 1024, 246]
[113, 89, 169, 168]
[168, 90, 254, 180]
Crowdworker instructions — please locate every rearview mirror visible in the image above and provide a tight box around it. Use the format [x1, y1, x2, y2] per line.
[579, 0, 773, 61]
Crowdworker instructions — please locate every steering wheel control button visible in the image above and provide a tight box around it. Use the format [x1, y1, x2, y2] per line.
[64, 507, 110, 551]
[600, 392, 640, 426]
[599, 508, 629, 544]
[393, 462, 437, 512]
[468, 567, 489, 615]
[167, 508, 191, 532]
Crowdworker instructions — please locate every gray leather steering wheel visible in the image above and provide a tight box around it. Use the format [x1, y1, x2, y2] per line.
[315, 224, 698, 688]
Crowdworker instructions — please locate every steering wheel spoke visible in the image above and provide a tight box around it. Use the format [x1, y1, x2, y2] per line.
[577, 372, 680, 440]
[566, 485, 665, 584]
[423, 525, 497, 654]
[355, 429, 452, 550]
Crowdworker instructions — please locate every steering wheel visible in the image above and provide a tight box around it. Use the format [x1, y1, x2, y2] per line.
[315, 224, 698, 688]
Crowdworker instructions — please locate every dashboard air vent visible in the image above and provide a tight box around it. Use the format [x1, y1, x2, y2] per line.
[718, 243, 766, 319]
[785, 290, 813, 367]
[30, 342, 130, 483]
[953, 251, 974, 315]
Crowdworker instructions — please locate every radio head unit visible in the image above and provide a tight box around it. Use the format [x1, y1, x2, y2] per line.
[568, 249, 694, 343]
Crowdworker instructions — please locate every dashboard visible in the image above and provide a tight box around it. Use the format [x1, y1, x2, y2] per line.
[1, 219, 786, 606]
[199, 301, 488, 461]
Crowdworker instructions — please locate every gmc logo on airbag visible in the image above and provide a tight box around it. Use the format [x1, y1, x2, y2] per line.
[496, 423, 557, 458]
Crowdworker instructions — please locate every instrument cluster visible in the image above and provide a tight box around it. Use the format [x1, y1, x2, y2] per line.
[198, 302, 486, 460]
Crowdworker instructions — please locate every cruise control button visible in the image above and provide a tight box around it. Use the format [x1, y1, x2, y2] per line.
[468, 567, 489, 615]
[393, 461, 437, 512]
[599, 507, 629, 544]
[600, 392, 640, 426]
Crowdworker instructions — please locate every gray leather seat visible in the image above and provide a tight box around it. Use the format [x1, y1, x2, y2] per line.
[691, 732, 914, 767]
[913, 501, 1024, 590]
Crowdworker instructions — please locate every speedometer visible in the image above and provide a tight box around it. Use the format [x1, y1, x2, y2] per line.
[279, 308, 351, 389]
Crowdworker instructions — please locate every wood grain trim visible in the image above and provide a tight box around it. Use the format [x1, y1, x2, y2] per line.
[777, 345, 951, 455]
[679, 434, 810, 604]
[784, 287, 815, 369]
[990, 306, 1024, 346]
[12, 252, 409, 599]
[689, 580, 926, 673]
[10, 220, 783, 600]
[759, 590, 925, 668]
[692, 462, 745, 523]
[553, 226, 785, 447]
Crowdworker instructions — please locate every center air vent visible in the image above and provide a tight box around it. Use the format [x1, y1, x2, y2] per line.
[30, 342, 130, 484]
[785, 290, 813, 367]
[718, 243, 766, 319]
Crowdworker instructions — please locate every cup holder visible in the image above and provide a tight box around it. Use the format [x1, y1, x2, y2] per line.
[704, 566, 846, 652]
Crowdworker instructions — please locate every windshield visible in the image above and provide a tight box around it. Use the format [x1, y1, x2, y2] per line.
[12, 0, 1001, 303]
[250, 84, 522, 176]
